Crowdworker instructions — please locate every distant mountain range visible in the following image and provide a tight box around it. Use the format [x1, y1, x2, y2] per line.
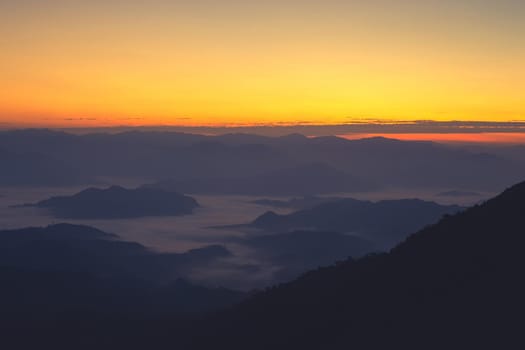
[0, 147, 91, 186]
[436, 190, 482, 197]
[147, 163, 377, 195]
[250, 196, 347, 210]
[1, 129, 524, 193]
[248, 198, 462, 249]
[25, 186, 199, 219]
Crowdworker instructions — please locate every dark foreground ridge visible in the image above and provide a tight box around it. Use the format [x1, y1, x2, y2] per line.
[235, 230, 375, 283]
[186, 180, 525, 349]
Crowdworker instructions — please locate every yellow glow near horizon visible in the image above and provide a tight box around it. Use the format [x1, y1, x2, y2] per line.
[1, 1, 524, 127]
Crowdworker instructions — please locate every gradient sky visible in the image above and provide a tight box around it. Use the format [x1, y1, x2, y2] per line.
[1, 0, 524, 127]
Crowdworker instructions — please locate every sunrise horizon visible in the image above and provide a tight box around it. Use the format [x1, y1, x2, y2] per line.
[3, 118, 525, 144]
[2, 2, 525, 346]
[2, 1, 524, 135]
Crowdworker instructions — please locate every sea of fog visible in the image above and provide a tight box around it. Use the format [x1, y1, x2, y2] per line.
[0, 185, 493, 289]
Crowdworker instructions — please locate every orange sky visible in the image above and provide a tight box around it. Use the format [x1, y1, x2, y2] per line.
[1, 1, 524, 128]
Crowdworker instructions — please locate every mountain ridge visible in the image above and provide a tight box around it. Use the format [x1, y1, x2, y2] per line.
[184, 180, 525, 349]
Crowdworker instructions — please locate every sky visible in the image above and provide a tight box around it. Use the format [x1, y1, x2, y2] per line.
[1, 0, 524, 128]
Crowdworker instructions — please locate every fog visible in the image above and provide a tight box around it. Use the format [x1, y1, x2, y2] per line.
[0, 184, 492, 290]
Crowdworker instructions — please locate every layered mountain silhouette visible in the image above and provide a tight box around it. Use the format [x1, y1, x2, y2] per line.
[183, 180, 525, 349]
[26, 186, 199, 219]
[0, 147, 90, 186]
[437, 190, 482, 197]
[0, 223, 243, 325]
[234, 230, 375, 282]
[250, 196, 346, 210]
[0, 223, 229, 282]
[147, 163, 377, 196]
[2, 180, 525, 348]
[2, 129, 524, 192]
[249, 198, 462, 248]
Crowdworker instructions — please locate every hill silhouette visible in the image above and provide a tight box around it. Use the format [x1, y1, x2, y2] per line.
[0, 223, 244, 330]
[2, 129, 523, 192]
[147, 162, 377, 196]
[250, 196, 346, 209]
[0, 147, 90, 186]
[235, 230, 375, 282]
[250, 198, 462, 249]
[437, 190, 482, 197]
[185, 180, 525, 349]
[0, 223, 229, 282]
[28, 186, 199, 219]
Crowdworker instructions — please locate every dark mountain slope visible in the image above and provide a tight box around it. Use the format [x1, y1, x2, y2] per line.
[187, 181, 525, 349]
[0, 265, 245, 340]
[0, 223, 244, 332]
[0, 223, 230, 283]
[236, 230, 375, 282]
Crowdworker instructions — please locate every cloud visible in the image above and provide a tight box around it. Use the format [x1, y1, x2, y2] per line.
[63, 118, 98, 121]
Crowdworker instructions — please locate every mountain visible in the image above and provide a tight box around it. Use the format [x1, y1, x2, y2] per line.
[235, 230, 375, 282]
[0, 147, 90, 186]
[148, 163, 378, 196]
[0, 223, 229, 282]
[0, 265, 246, 344]
[250, 196, 346, 210]
[28, 186, 199, 219]
[185, 180, 525, 349]
[437, 190, 482, 197]
[2, 129, 524, 192]
[250, 198, 462, 249]
[3, 182, 525, 349]
[300, 136, 525, 191]
[0, 223, 244, 329]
